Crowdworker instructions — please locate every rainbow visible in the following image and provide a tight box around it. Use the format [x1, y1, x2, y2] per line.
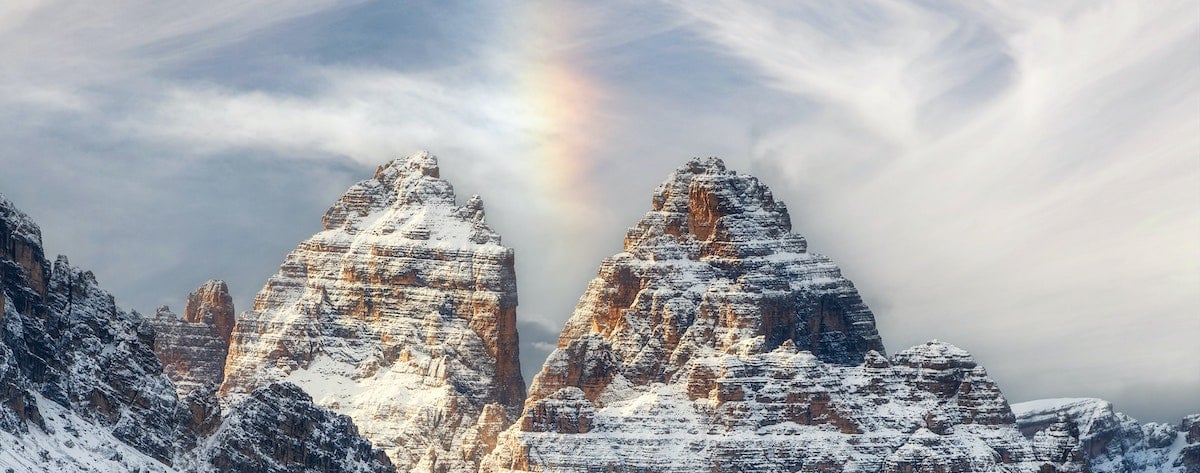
[515, 3, 605, 214]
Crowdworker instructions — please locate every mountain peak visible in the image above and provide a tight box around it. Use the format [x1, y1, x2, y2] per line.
[524, 156, 885, 424]
[223, 153, 524, 470]
[375, 150, 440, 181]
[150, 279, 236, 397]
[632, 157, 794, 258]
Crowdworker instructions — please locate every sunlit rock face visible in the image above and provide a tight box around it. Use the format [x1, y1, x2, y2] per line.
[151, 280, 236, 398]
[221, 152, 525, 472]
[1013, 398, 1198, 473]
[483, 159, 1040, 473]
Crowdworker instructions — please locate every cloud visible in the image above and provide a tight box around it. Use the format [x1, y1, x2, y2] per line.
[124, 68, 526, 165]
[671, 0, 1200, 420]
[0, 0, 1194, 424]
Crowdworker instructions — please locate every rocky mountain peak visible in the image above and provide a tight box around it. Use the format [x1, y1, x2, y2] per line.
[484, 159, 1044, 473]
[183, 279, 234, 343]
[151, 280, 236, 398]
[537, 158, 883, 410]
[376, 150, 440, 180]
[319, 152, 500, 247]
[222, 153, 524, 471]
[628, 157, 794, 258]
[0, 194, 48, 309]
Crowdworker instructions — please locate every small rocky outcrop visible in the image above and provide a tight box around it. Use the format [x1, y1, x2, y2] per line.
[151, 280, 236, 397]
[221, 152, 525, 472]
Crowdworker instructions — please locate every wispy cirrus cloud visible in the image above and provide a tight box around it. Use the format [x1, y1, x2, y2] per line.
[670, 0, 1200, 419]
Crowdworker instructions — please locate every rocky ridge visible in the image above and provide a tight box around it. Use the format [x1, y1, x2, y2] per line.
[188, 382, 395, 473]
[0, 193, 395, 473]
[1, 193, 180, 465]
[221, 152, 525, 472]
[150, 280, 236, 397]
[1012, 398, 1197, 473]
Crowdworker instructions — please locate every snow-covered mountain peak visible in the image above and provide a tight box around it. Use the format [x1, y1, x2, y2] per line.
[320, 152, 501, 247]
[222, 154, 524, 471]
[0, 193, 42, 247]
[629, 156, 796, 258]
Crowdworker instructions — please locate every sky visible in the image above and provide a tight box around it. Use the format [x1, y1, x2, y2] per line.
[0, 0, 1196, 423]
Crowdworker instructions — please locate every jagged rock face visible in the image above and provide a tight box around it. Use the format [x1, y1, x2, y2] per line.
[1182, 414, 1200, 473]
[151, 280, 235, 397]
[484, 160, 1031, 472]
[1013, 398, 1195, 473]
[527, 158, 882, 407]
[487, 340, 1038, 472]
[221, 152, 525, 472]
[193, 382, 394, 473]
[0, 194, 181, 465]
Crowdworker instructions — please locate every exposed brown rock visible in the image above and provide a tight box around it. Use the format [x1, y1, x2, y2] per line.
[184, 280, 236, 343]
[150, 280, 235, 397]
[483, 160, 1032, 473]
[221, 152, 524, 472]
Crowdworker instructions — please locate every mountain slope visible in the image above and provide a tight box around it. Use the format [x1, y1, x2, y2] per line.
[483, 159, 1038, 472]
[221, 152, 525, 472]
[2, 193, 394, 473]
[1, 193, 181, 466]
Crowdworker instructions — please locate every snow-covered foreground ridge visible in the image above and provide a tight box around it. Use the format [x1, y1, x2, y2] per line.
[0, 153, 1195, 473]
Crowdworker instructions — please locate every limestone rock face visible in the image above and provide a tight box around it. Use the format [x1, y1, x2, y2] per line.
[487, 341, 1038, 472]
[526, 158, 883, 406]
[483, 160, 1033, 472]
[1013, 398, 1197, 473]
[195, 382, 395, 473]
[221, 152, 525, 472]
[151, 280, 235, 397]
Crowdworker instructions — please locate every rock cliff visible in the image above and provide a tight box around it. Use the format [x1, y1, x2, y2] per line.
[151, 280, 236, 397]
[0, 193, 181, 468]
[1012, 398, 1197, 473]
[483, 159, 1038, 472]
[221, 152, 525, 472]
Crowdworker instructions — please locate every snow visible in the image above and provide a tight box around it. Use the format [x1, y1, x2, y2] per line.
[1010, 398, 1101, 418]
[0, 394, 176, 473]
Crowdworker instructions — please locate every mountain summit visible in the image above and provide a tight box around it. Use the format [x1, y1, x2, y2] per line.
[484, 158, 1033, 472]
[220, 152, 525, 472]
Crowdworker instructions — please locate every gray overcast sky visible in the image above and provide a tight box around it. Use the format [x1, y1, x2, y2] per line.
[0, 0, 1196, 423]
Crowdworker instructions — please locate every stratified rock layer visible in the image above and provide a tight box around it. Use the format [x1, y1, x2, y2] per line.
[530, 158, 883, 405]
[1013, 398, 1197, 473]
[151, 280, 235, 397]
[488, 340, 1039, 472]
[484, 159, 1035, 472]
[222, 152, 525, 472]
